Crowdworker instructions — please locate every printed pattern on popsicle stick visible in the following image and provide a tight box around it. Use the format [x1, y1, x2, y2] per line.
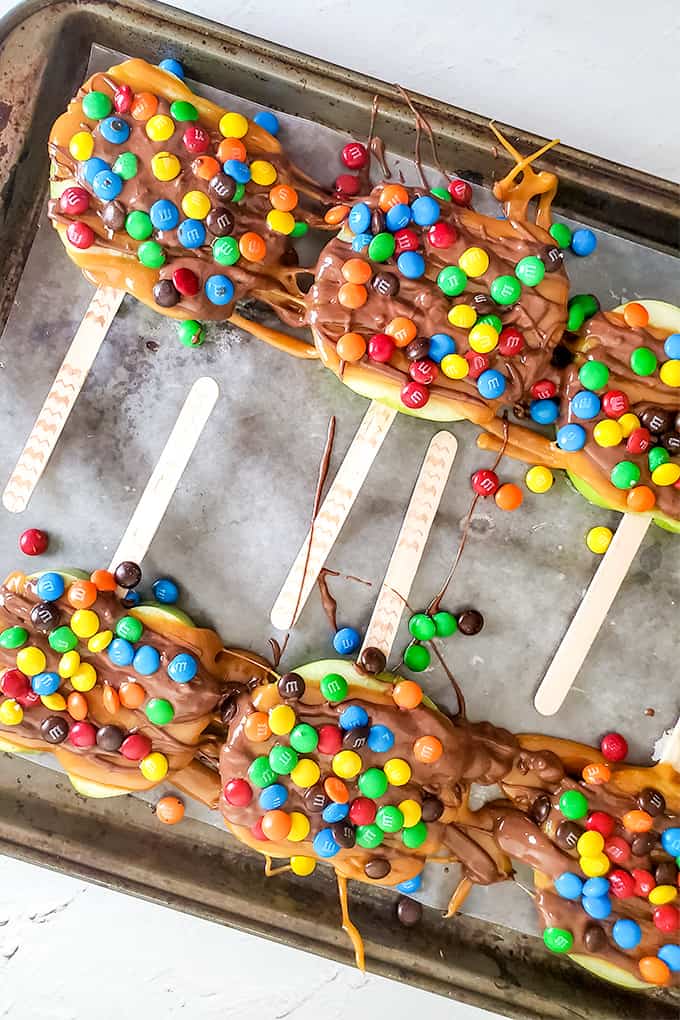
[270, 401, 397, 631]
[3, 286, 124, 513]
[361, 431, 458, 659]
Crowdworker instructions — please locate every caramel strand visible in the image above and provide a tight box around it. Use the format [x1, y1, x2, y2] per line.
[336, 871, 366, 971]
[445, 877, 473, 918]
[264, 856, 292, 877]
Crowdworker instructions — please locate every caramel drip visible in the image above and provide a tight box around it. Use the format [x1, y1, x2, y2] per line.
[229, 312, 319, 360]
[336, 872, 366, 971]
[264, 856, 292, 877]
[489, 124, 560, 230]
[445, 877, 473, 918]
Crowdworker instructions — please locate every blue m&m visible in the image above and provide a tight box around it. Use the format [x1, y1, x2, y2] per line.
[612, 919, 642, 950]
[477, 369, 506, 400]
[133, 645, 161, 676]
[658, 944, 680, 972]
[348, 203, 371, 234]
[36, 572, 65, 601]
[108, 637, 135, 667]
[178, 219, 206, 248]
[150, 199, 179, 231]
[529, 399, 559, 425]
[385, 203, 411, 232]
[253, 110, 280, 136]
[99, 116, 130, 145]
[396, 873, 423, 894]
[205, 275, 235, 305]
[582, 877, 609, 898]
[322, 802, 349, 823]
[92, 169, 123, 201]
[152, 578, 179, 604]
[224, 159, 251, 183]
[313, 829, 340, 858]
[81, 157, 110, 185]
[397, 251, 425, 279]
[554, 872, 583, 900]
[259, 783, 288, 810]
[31, 672, 60, 696]
[556, 423, 587, 451]
[123, 590, 141, 608]
[159, 58, 185, 79]
[571, 228, 597, 257]
[351, 232, 372, 252]
[570, 390, 601, 420]
[367, 724, 394, 754]
[333, 627, 360, 655]
[339, 705, 369, 730]
[168, 652, 198, 683]
[582, 895, 611, 920]
[411, 195, 439, 226]
[428, 334, 456, 363]
[662, 829, 680, 856]
[665, 334, 680, 360]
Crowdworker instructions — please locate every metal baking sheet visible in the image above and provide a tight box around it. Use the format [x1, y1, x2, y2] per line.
[0, 3, 679, 1018]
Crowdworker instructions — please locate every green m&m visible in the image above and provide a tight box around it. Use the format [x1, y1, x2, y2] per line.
[290, 723, 318, 754]
[269, 744, 298, 775]
[82, 91, 112, 120]
[48, 626, 78, 653]
[433, 611, 457, 637]
[170, 100, 198, 122]
[402, 821, 428, 849]
[232, 182, 246, 203]
[178, 320, 205, 347]
[515, 255, 545, 287]
[320, 672, 347, 702]
[356, 823, 384, 849]
[630, 346, 658, 377]
[477, 314, 503, 333]
[138, 241, 166, 269]
[212, 236, 240, 266]
[125, 211, 153, 241]
[358, 767, 388, 799]
[543, 927, 574, 953]
[490, 275, 521, 306]
[610, 460, 641, 490]
[578, 360, 609, 391]
[290, 222, 309, 238]
[113, 152, 138, 180]
[549, 222, 572, 249]
[430, 186, 451, 202]
[403, 643, 430, 672]
[376, 806, 404, 833]
[145, 698, 175, 725]
[649, 447, 669, 472]
[368, 232, 396, 263]
[408, 613, 436, 641]
[437, 265, 467, 297]
[558, 789, 588, 820]
[249, 755, 276, 788]
[0, 626, 28, 649]
[116, 616, 144, 642]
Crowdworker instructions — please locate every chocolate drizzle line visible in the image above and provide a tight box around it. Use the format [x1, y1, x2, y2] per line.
[317, 568, 339, 632]
[427, 416, 510, 615]
[394, 85, 447, 183]
[394, 85, 427, 190]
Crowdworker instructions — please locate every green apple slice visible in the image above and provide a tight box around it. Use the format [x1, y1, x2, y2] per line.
[568, 953, 650, 991]
[131, 602, 196, 629]
[68, 773, 130, 798]
[293, 658, 440, 712]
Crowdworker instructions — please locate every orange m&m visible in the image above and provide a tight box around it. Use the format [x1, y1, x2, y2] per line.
[386, 317, 417, 347]
[155, 796, 185, 825]
[239, 232, 267, 262]
[413, 735, 443, 764]
[67, 691, 88, 721]
[324, 776, 349, 803]
[623, 302, 650, 328]
[67, 579, 98, 609]
[627, 485, 656, 512]
[639, 956, 670, 985]
[582, 762, 611, 785]
[192, 156, 221, 181]
[379, 184, 409, 211]
[217, 137, 247, 164]
[338, 283, 367, 310]
[622, 809, 653, 833]
[341, 259, 372, 285]
[102, 683, 120, 715]
[336, 333, 366, 362]
[261, 809, 292, 841]
[244, 711, 272, 742]
[119, 681, 146, 709]
[392, 680, 423, 710]
[269, 185, 298, 212]
[324, 204, 349, 225]
[494, 483, 523, 511]
[90, 569, 116, 592]
[131, 92, 158, 121]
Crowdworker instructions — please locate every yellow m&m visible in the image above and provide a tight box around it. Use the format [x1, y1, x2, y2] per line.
[399, 799, 422, 828]
[576, 830, 604, 857]
[593, 420, 623, 447]
[146, 114, 175, 142]
[290, 759, 320, 788]
[580, 853, 610, 878]
[617, 412, 640, 437]
[468, 322, 499, 354]
[384, 758, 411, 786]
[71, 609, 100, 639]
[458, 246, 489, 277]
[441, 353, 469, 379]
[290, 855, 316, 875]
[649, 885, 678, 905]
[525, 465, 554, 493]
[181, 190, 211, 219]
[151, 152, 181, 181]
[660, 359, 680, 388]
[652, 463, 680, 486]
[269, 704, 296, 735]
[69, 131, 94, 161]
[250, 160, 277, 186]
[140, 752, 169, 782]
[88, 630, 112, 653]
[0, 699, 23, 725]
[16, 646, 46, 676]
[266, 210, 295, 235]
[58, 651, 81, 678]
[448, 304, 477, 329]
[332, 750, 362, 779]
[71, 662, 97, 692]
[288, 814, 312, 843]
[586, 526, 613, 554]
[219, 111, 248, 138]
[41, 693, 66, 711]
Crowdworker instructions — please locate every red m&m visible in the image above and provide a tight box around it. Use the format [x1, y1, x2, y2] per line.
[224, 778, 252, 806]
[19, 528, 48, 556]
[335, 174, 360, 197]
[183, 125, 210, 154]
[66, 222, 95, 250]
[113, 84, 133, 113]
[172, 268, 200, 296]
[602, 390, 629, 417]
[1, 668, 29, 699]
[409, 360, 438, 385]
[465, 351, 490, 379]
[471, 469, 500, 496]
[69, 721, 97, 748]
[586, 811, 615, 838]
[59, 187, 90, 216]
[531, 380, 557, 400]
[394, 228, 419, 254]
[604, 836, 630, 864]
[448, 178, 472, 206]
[653, 905, 679, 933]
[120, 732, 152, 761]
[608, 869, 636, 898]
[349, 798, 376, 825]
[401, 381, 430, 409]
[498, 327, 524, 356]
[368, 333, 395, 363]
[317, 724, 342, 755]
[633, 868, 656, 897]
[600, 732, 628, 761]
[626, 428, 651, 455]
[428, 221, 457, 248]
[341, 142, 368, 170]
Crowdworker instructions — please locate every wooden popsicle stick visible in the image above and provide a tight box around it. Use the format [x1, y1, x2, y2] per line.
[108, 376, 219, 570]
[534, 512, 651, 716]
[361, 431, 458, 659]
[270, 401, 397, 631]
[3, 286, 124, 513]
